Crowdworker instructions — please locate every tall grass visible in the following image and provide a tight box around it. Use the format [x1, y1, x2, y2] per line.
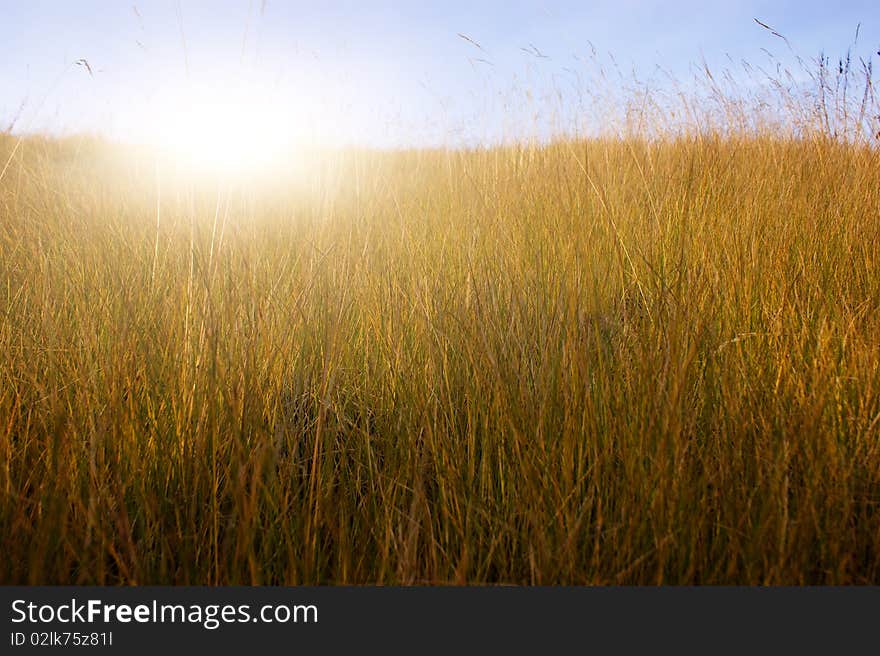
[1, 49, 879, 584]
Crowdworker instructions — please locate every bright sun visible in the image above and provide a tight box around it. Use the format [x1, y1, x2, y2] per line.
[130, 82, 306, 178]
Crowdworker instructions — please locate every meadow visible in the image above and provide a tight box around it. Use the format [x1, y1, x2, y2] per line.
[1, 55, 879, 584]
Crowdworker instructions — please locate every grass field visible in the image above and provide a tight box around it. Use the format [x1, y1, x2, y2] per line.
[1, 62, 880, 584]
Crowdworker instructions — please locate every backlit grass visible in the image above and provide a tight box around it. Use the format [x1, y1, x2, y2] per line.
[1, 67, 880, 584]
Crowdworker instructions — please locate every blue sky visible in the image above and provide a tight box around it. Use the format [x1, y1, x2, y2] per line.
[1, 1, 877, 145]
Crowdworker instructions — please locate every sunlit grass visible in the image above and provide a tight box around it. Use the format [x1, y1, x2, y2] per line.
[1, 52, 879, 583]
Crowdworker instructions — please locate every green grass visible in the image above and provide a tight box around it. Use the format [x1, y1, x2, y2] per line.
[1, 120, 880, 583]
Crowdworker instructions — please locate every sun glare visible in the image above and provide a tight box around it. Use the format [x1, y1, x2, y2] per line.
[130, 83, 306, 178]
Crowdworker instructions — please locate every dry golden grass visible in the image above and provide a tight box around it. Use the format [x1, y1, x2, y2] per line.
[1, 59, 879, 583]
